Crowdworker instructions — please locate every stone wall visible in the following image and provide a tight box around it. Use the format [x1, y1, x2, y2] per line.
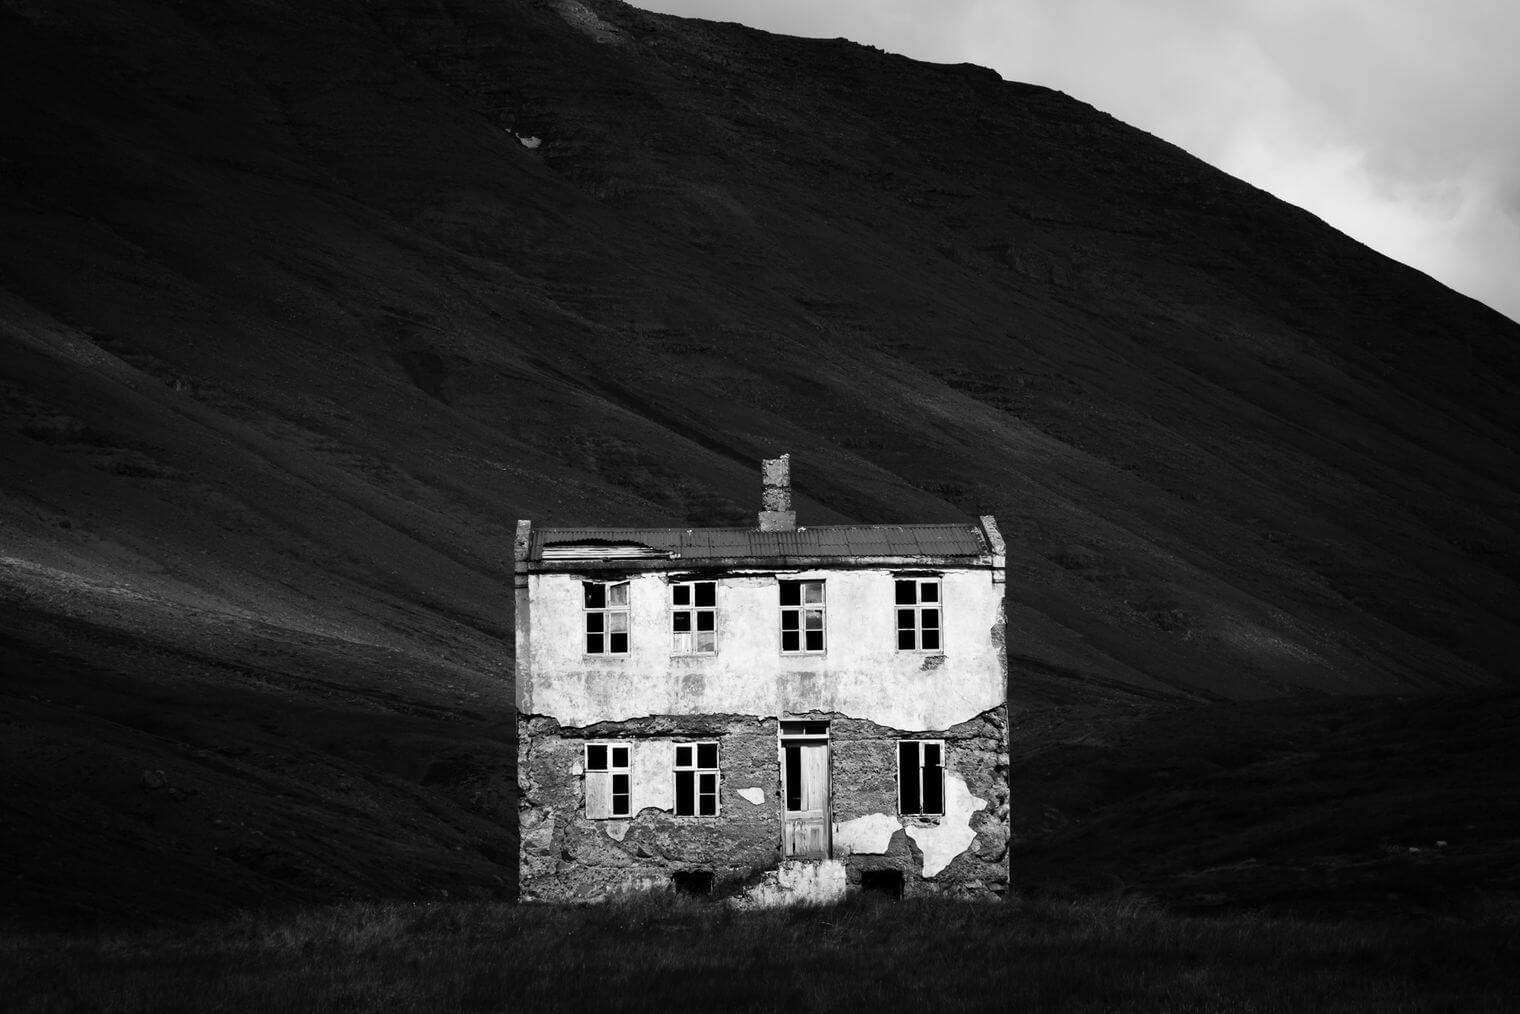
[518, 706, 1008, 901]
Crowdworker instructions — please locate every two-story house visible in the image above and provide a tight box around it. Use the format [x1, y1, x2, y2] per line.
[515, 455, 1009, 903]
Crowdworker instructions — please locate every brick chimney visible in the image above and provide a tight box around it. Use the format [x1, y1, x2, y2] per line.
[758, 454, 796, 532]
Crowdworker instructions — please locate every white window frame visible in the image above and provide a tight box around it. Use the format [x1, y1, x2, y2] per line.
[583, 580, 630, 655]
[894, 577, 942, 652]
[584, 742, 632, 819]
[779, 579, 825, 654]
[670, 580, 717, 655]
[673, 741, 720, 816]
[897, 739, 945, 816]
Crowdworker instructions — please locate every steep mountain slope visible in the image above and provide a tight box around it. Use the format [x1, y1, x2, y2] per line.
[2, 0, 1519, 923]
[4, 0, 1515, 700]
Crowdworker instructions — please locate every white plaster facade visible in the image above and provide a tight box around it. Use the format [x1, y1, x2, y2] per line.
[519, 566, 1004, 731]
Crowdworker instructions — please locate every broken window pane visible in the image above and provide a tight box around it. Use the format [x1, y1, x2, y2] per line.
[612, 772, 630, 816]
[586, 633, 603, 653]
[586, 744, 607, 771]
[696, 611, 714, 631]
[784, 745, 801, 811]
[898, 741, 921, 814]
[899, 739, 945, 815]
[779, 581, 800, 606]
[673, 584, 690, 606]
[782, 630, 799, 652]
[612, 746, 629, 767]
[898, 629, 915, 650]
[587, 613, 604, 633]
[920, 582, 938, 603]
[896, 580, 915, 605]
[695, 582, 715, 607]
[922, 762, 943, 813]
[675, 741, 719, 817]
[610, 632, 628, 653]
[673, 612, 692, 632]
[584, 583, 605, 609]
[675, 770, 694, 814]
[804, 630, 823, 651]
[781, 613, 799, 631]
[922, 629, 940, 650]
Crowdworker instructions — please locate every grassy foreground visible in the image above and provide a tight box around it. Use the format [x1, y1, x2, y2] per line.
[6, 894, 1517, 1013]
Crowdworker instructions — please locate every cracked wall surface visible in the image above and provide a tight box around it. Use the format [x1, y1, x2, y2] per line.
[518, 708, 1008, 901]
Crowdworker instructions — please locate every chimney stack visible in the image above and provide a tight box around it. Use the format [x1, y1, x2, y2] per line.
[758, 454, 796, 532]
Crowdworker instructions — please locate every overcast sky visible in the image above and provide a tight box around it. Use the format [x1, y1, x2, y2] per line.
[631, 0, 1518, 323]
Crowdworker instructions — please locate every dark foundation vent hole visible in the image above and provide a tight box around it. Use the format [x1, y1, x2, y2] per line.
[860, 869, 903, 900]
[672, 870, 714, 896]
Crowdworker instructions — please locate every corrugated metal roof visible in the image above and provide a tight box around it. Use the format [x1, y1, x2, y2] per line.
[528, 524, 988, 563]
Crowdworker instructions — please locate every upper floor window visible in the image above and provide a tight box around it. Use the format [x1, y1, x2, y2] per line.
[584, 581, 629, 655]
[585, 742, 631, 818]
[779, 579, 825, 653]
[895, 578, 941, 651]
[671, 581, 716, 654]
[673, 742, 720, 816]
[898, 739, 945, 816]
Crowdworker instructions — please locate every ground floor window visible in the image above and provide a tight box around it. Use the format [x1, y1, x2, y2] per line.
[898, 740, 944, 815]
[674, 742, 719, 816]
[585, 742, 631, 818]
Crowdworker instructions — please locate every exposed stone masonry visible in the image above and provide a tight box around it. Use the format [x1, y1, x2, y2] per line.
[518, 706, 1008, 901]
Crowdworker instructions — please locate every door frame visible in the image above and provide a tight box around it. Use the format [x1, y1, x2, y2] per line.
[779, 720, 831, 859]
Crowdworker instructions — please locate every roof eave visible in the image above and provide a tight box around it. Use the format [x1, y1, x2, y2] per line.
[525, 553, 998, 573]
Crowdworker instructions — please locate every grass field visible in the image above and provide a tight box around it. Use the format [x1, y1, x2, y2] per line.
[6, 893, 1518, 1013]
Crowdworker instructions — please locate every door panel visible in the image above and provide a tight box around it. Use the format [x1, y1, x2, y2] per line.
[782, 740, 830, 859]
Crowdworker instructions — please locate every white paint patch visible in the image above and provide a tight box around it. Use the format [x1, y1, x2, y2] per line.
[735, 860, 847, 907]
[603, 820, 631, 842]
[737, 787, 765, 806]
[906, 773, 986, 878]
[833, 813, 900, 856]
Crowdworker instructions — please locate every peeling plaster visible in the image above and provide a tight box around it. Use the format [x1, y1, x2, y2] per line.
[905, 773, 986, 878]
[737, 860, 848, 907]
[603, 820, 631, 842]
[737, 787, 765, 805]
[833, 813, 900, 856]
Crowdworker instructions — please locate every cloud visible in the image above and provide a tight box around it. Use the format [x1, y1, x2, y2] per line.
[633, 0, 1520, 321]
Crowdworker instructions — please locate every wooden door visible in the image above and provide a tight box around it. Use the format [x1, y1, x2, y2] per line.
[782, 740, 830, 859]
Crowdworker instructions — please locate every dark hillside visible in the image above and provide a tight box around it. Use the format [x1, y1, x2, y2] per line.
[2, 0, 1518, 924]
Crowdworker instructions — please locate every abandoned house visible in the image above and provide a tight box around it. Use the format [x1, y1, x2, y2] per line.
[515, 455, 1009, 903]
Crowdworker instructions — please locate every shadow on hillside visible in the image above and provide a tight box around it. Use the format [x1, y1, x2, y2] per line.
[0, 600, 518, 931]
